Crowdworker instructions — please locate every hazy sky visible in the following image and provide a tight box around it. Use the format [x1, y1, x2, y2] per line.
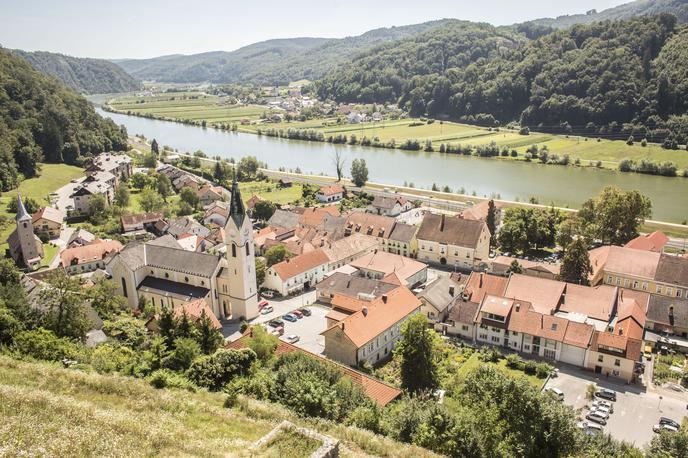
[0, 0, 630, 59]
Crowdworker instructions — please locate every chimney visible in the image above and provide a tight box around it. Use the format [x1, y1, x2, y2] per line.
[449, 286, 455, 297]
[382, 294, 388, 304]
[440, 214, 445, 232]
[341, 322, 345, 331]
[347, 280, 351, 288]
[618, 328, 623, 336]
[362, 307, 368, 317]
[620, 289, 624, 301]
[515, 303, 520, 312]
[479, 272, 483, 288]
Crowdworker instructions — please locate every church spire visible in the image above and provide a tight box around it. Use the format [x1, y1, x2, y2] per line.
[228, 179, 246, 227]
[15, 194, 31, 222]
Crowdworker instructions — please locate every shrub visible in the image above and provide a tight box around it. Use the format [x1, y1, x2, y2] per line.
[162, 337, 200, 371]
[347, 404, 382, 433]
[536, 363, 552, 378]
[477, 347, 500, 363]
[586, 383, 596, 400]
[12, 328, 78, 362]
[148, 369, 197, 391]
[505, 354, 522, 369]
[90, 343, 137, 374]
[524, 360, 537, 375]
[186, 348, 257, 391]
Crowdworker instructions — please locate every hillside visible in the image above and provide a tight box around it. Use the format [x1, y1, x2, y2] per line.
[12, 49, 142, 94]
[0, 47, 128, 191]
[0, 355, 436, 457]
[316, 15, 688, 141]
[113, 20, 454, 85]
[524, 0, 688, 29]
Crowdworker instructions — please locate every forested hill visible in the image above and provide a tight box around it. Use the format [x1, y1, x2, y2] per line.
[315, 14, 688, 142]
[12, 49, 142, 94]
[113, 20, 454, 85]
[0, 47, 128, 191]
[523, 0, 688, 29]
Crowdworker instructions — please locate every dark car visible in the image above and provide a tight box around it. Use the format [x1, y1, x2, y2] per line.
[659, 417, 681, 429]
[299, 307, 312, 316]
[283, 313, 298, 322]
[594, 389, 617, 402]
[268, 319, 284, 328]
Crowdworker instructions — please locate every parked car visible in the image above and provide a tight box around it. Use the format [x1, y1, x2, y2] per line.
[292, 310, 303, 318]
[593, 405, 613, 416]
[299, 307, 312, 316]
[592, 400, 614, 413]
[262, 290, 275, 299]
[258, 300, 269, 309]
[284, 334, 300, 344]
[586, 412, 608, 426]
[283, 313, 298, 322]
[653, 423, 679, 433]
[268, 319, 284, 328]
[260, 306, 274, 315]
[594, 389, 617, 402]
[576, 421, 603, 436]
[659, 417, 681, 429]
[545, 387, 564, 401]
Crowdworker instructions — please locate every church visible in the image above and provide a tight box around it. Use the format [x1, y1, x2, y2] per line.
[107, 180, 259, 321]
[7, 195, 44, 270]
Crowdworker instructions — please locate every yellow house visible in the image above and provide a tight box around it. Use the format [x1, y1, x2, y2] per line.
[31, 207, 64, 240]
[416, 213, 490, 270]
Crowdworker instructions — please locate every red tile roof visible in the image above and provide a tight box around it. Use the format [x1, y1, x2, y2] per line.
[173, 299, 221, 329]
[60, 239, 123, 268]
[271, 249, 330, 280]
[624, 231, 669, 253]
[32, 206, 64, 225]
[504, 274, 565, 314]
[463, 272, 508, 305]
[318, 185, 344, 196]
[227, 330, 401, 406]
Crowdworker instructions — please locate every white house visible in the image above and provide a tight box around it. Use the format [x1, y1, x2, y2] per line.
[263, 249, 331, 296]
[316, 185, 344, 203]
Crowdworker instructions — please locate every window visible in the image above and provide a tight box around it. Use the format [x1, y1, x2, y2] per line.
[165, 272, 169, 279]
[607, 275, 613, 283]
[624, 279, 630, 287]
[642, 282, 648, 291]
[512, 331, 518, 336]
[633, 281, 639, 289]
[479, 333, 487, 340]
[678, 290, 683, 298]
[667, 288, 673, 296]
[121, 278, 128, 297]
[598, 355, 604, 363]
[184, 276, 189, 283]
[524, 345, 530, 350]
[231, 244, 236, 257]
[462, 325, 469, 331]
[491, 336, 500, 343]
[246, 243, 250, 256]
[614, 359, 621, 367]
[612, 369, 620, 377]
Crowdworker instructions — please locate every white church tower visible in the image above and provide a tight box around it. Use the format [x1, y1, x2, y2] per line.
[219, 179, 259, 320]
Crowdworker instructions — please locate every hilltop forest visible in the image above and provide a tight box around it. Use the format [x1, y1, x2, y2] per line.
[0, 47, 128, 191]
[315, 14, 688, 143]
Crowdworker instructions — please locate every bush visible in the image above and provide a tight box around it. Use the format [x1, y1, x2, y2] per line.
[162, 338, 200, 371]
[477, 347, 500, 363]
[186, 348, 257, 391]
[524, 360, 537, 375]
[12, 328, 79, 362]
[148, 369, 197, 391]
[536, 362, 552, 378]
[505, 354, 522, 369]
[90, 343, 137, 374]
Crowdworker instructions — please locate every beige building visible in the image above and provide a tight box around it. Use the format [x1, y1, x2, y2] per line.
[349, 250, 427, 287]
[416, 213, 490, 271]
[31, 207, 64, 240]
[263, 249, 331, 296]
[87, 153, 133, 180]
[61, 239, 124, 275]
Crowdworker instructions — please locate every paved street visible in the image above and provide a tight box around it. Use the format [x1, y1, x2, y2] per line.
[53, 177, 85, 211]
[544, 365, 687, 447]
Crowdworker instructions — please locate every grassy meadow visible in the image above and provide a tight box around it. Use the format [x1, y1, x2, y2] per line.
[0, 355, 438, 457]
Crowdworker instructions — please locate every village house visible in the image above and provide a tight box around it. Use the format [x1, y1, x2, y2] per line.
[315, 271, 397, 305]
[197, 183, 226, 206]
[387, 222, 418, 258]
[417, 275, 461, 323]
[70, 180, 114, 215]
[60, 239, 124, 275]
[121, 212, 165, 235]
[624, 231, 669, 253]
[173, 174, 201, 192]
[349, 250, 427, 287]
[321, 233, 379, 270]
[263, 249, 331, 296]
[645, 295, 688, 340]
[368, 195, 412, 217]
[107, 180, 260, 321]
[321, 286, 422, 367]
[7, 195, 44, 269]
[68, 228, 96, 247]
[590, 245, 688, 299]
[166, 216, 211, 239]
[31, 207, 64, 240]
[459, 200, 501, 223]
[203, 201, 230, 226]
[416, 213, 490, 270]
[316, 185, 345, 203]
[490, 255, 560, 280]
[87, 153, 133, 179]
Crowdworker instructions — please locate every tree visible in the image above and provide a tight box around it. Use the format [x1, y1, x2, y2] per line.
[7, 196, 40, 215]
[213, 160, 232, 183]
[195, 310, 224, 354]
[142, 152, 157, 168]
[157, 306, 177, 347]
[265, 245, 288, 266]
[156, 174, 173, 201]
[578, 186, 652, 245]
[350, 158, 369, 187]
[647, 420, 688, 458]
[162, 337, 200, 371]
[498, 218, 528, 254]
[39, 270, 89, 340]
[130, 172, 149, 190]
[114, 185, 130, 208]
[486, 199, 497, 246]
[87, 194, 108, 224]
[248, 325, 278, 364]
[395, 313, 439, 393]
[252, 200, 276, 221]
[88, 279, 126, 319]
[186, 348, 256, 390]
[559, 238, 593, 285]
[139, 188, 164, 213]
[150, 138, 159, 156]
[12, 328, 78, 361]
[332, 150, 347, 182]
[179, 186, 199, 210]
[176, 310, 195, 339]
[236, 156, 259, 181]
[506, 259, 523, 274]
[255, 257, 267, 287]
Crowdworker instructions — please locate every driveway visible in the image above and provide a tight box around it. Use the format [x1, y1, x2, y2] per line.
[53, 178, 85, 211]
[544, 365, 687, 447]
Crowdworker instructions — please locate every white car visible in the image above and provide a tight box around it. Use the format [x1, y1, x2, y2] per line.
[284, 334, 300, 344]
[577, 421, 603, 436]
[592, 400, 614, 413]
[545, 387, 564, 401]
[592, 404, 613, 416]
[653, 424, 679, 433]
[586, 411, 608, 425]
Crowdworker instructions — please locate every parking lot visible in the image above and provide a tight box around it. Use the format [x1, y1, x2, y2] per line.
[544, 365, 687, 447]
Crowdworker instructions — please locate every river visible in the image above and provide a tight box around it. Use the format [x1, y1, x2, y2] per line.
[96, 108, 688, 223]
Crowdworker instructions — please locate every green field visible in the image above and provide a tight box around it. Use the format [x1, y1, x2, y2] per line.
[0, 356, 434, 457]
[0, 163, 84, 249]
[238, 181, 303, 206]
[109, 92, 688, 170]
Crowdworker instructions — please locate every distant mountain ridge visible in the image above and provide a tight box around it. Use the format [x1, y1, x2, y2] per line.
[112, 20, 455, 85]
[11, 49, 142, 94]
[523, 0, 688, 29]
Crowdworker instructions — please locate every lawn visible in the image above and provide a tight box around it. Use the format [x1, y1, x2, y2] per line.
[451, 352, 545, 390]
[238, 181, 303, 206]
[0, 355, 434, 457]
[39, 242, 60, 268]
[0, 163, 83, 250]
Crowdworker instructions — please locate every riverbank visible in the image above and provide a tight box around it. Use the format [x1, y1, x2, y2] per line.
[103, 93, 688, 174]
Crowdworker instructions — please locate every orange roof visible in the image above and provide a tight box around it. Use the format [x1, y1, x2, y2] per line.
[614, 297, 646, 340]
[460, 200, 500, 222]
[560, 283, 617, 322]
[322, 286, 422, 348]
[318, 184, 344, 196]
[624, 231, 669, 253]
[344, 212, 396, 239]
[331, 294, 368, 313]
[246, 195, 264, 209]
[60, 239, 123, 268]
[32, 206, 63, 224]
[591, 331, 643, 362]
[463, 272, 508, 304]
[325, 309, 350, 322]
[479, 295, 515, 317]
[271, 249, 330, 280]
[492, 256, 560, 276]
[507, 301, 569, 342]
[173, 299, 221, 329]
[563, 321, 594, 348]
[227, 329, 401, 406]
[299, 207, 341, 227]
[504, 274, 565, 314]
[589, 246, 660, 280]
[349, 251, 426, 284]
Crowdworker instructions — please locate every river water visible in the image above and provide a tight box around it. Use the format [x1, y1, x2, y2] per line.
[96, 108, 688, 223]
